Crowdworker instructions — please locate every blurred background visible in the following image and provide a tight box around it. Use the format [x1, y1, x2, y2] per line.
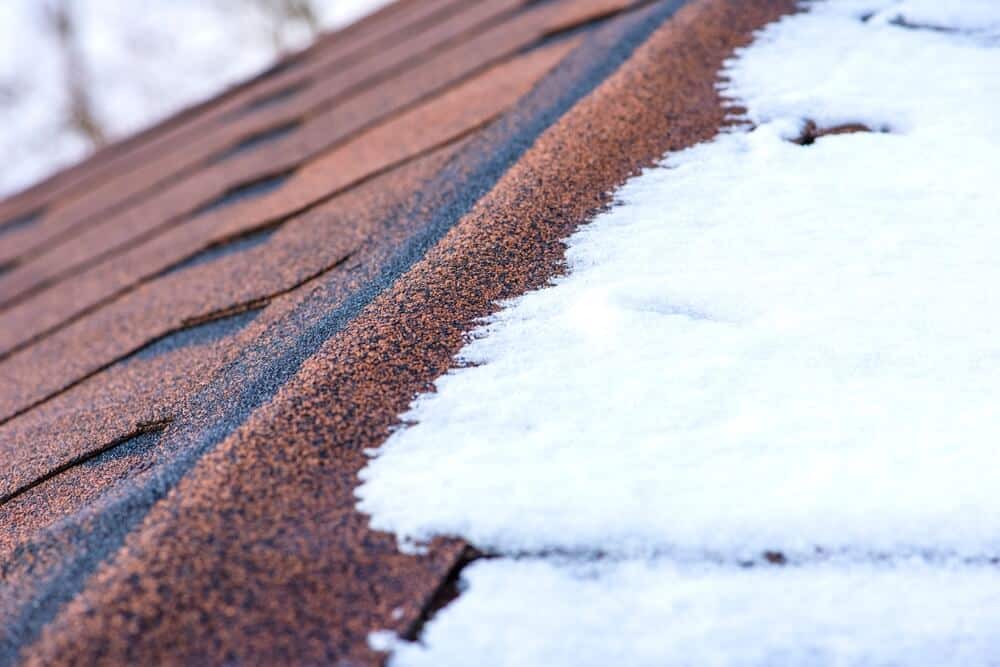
[0, 0, 391, 198]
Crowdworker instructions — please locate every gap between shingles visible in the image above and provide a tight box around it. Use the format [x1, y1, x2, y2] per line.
[0, 0, 632, 305]
[228, 0, 485, 121]
[0, 1, 647, 417]
[0, 0, 523, 279]
[0, 117, 496, 364]
[0, 209, 43, 237]
[0, 418, 172, 508]
[401, 545, 488, 642]
[0, 0, 462, 253]
[0, 215, 279, 364]
[0, 165, 294, 313]
[206, 121, 302, 165]
[0, 252, 355, 429]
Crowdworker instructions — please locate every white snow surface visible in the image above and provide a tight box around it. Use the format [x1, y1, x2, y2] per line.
[0, 0, 391, 198]
[393, 559, 1000, 667]
[357, 0, 1000, 664]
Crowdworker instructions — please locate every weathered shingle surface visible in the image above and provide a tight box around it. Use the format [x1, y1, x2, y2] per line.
[0, 0, 794, 663]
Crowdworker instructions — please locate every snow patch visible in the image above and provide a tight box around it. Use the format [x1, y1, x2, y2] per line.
[391, 559, 1000, 667]
[359, 0, 1000, 561]
[368, 629, 402, 654]
[358, 0, 1000, 663]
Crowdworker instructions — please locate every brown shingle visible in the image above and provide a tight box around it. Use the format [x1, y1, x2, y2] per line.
[0, 0, 621, 310]
[0, 38, 578, 422]
[0, 0, 522, 272]
[0, 0, 422, 233]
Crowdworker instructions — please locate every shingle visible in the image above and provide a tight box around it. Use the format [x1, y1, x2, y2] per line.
[0, 0, 417, 233]
[0, 40, 577, 420]
[0, 0, 523, 271]
[0, 0, 608, 307]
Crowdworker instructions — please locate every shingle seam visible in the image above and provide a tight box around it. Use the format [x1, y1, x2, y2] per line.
[0, 210, 42, 239]
[0, 139, 469, 661]
[0, 429, 179, 665]
[0, 1, 635, 313]
[0, 37, 584, 366]
[71, 0, 481, 204]
[206, 121, 303, 164]
[0, 0, 452, 228]
[0, 252, 354, 427]
[0, 121, 490, 362]
[401, 546, 488, 641]
[0, 419, 173, 508]
[0, 0, 531, 287]
[52, 0, 478, 206]
[231, 0, 498, 121]
[0, 110, 471, 314]
[0, 34, 608, 428]
[0, 2, 475, 265]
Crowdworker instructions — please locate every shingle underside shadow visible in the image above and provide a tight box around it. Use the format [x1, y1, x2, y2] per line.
[0, 0, 798, 664]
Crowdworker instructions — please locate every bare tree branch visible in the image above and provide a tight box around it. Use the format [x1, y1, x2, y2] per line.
[42, 0, 106, 147]
[243, 0, 322, 53]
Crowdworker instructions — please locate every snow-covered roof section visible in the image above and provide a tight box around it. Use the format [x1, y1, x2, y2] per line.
[391, 559, 1000, 666]
[359, 1, 1000, 663]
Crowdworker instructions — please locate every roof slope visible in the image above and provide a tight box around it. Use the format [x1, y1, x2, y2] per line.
[0, 0, 794, 663]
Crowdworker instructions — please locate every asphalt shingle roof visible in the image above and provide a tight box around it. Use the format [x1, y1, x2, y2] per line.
[0, 0, 794, 663]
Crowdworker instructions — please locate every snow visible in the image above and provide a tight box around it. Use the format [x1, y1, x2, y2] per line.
[368, 629, 402, 653]
[359, 0, 1000, 561]
[0, 2, 89, 198]
[357, 0, 1000, 663]
[0, 0, 392, 198]
[393, 559, 1000, 667]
